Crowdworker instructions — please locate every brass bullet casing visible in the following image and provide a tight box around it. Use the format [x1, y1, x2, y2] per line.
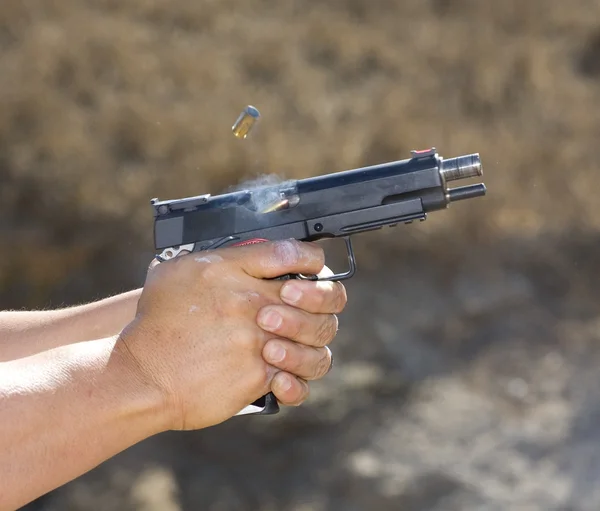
[232, 105, 260, 139]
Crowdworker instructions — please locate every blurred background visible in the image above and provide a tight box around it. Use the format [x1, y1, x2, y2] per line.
[3, 0, 600, 509]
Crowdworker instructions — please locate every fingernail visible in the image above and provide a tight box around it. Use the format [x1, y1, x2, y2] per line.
[265, 342, 286, 363]
[276, 374, 293, 392]
[281, 283, 303, 304]
[259, 309, 282, 331]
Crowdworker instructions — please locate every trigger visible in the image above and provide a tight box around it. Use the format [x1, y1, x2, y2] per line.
[297, 236, 356, 282]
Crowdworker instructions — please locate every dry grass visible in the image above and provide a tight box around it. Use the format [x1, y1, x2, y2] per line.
[1, 0, 599, 304]
[5, 3, 600, 509]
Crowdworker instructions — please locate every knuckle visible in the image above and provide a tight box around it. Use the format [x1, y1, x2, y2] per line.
[280, 345, 300, 373]
[312, 281, 347, 314]
[197, 262, 223, 283]
[282, 383, 304, 406]
[315, 349, 332, 378]
[234, 328, 260, 352]
[312, 244, 326, 265]
[284, 311, 304, 340]
[274, 239, 301, 267]
[315, 281, 332, 310]
[233, 288, 266, 311]
[294, 382, 310, 406]
[334, 283, 348, 313]
[315, 314, 338, 346]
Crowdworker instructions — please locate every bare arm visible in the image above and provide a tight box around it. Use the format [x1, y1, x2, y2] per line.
[0, 289, 142, 361]
[0, 241, 346, 509]
[0, 335, 168, 511]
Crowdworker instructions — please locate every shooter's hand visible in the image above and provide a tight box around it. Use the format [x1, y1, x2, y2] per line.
[119, 240, 343, 431]
[259, 266, 346, 406]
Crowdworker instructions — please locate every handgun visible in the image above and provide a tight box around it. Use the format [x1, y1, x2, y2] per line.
[150, 147, 486, 416]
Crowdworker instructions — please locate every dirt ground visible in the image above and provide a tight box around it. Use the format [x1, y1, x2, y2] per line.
[3, 0, 600, 509]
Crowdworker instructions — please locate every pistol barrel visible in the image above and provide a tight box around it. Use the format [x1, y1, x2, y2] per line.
[440, 154, 482, 182]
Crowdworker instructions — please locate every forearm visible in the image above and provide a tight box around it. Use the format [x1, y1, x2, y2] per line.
[0, 289, 142, 361]
[0, 336, 168, 510]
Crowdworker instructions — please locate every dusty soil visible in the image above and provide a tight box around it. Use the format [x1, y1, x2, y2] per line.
[3, 0, 600, 509]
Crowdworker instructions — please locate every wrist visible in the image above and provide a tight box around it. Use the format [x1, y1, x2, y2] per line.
[114, 324, 177, 434]
[112, 330, 174, 436]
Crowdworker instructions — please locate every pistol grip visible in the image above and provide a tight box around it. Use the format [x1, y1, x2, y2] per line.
[237, 392, 280, 416]
[231, 239, 300, 417]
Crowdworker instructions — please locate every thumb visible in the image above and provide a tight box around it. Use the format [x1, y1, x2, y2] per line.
[228, 239, 325, 279]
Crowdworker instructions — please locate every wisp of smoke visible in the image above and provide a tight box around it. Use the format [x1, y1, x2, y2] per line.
[227, 173, 298, 213]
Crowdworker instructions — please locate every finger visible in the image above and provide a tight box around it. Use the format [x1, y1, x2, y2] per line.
[280, 279, 347, 314]
[228, 240, 325, 280]
[263, 339, 332, 380]
[257, 305, 338, 347]
[148, 258, 161, 271]
[270, 372, 310, 406]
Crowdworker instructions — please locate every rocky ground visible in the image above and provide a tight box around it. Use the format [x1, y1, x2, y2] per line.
[3, 0, 600, 509]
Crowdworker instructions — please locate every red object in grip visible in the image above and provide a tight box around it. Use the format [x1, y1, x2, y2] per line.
[231, 238, 270, 247]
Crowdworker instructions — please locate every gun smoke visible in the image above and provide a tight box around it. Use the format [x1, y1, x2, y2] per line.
[227, 173, 299, 214]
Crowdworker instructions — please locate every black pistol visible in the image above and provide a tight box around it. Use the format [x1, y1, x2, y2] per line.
[150, 147, 486, 416]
